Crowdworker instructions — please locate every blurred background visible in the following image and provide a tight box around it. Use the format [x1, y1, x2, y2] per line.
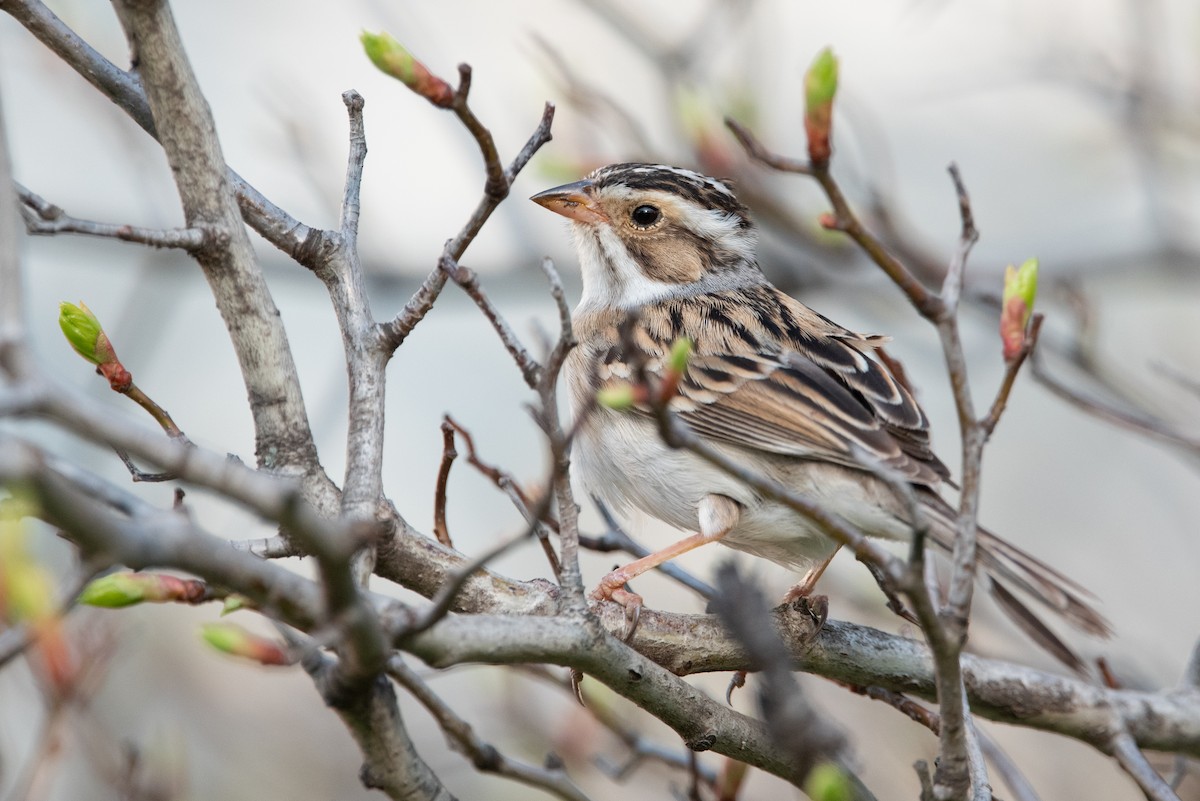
[2, 0, 1200, 798]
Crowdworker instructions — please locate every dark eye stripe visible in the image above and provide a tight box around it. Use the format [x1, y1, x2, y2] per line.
[589, 163, 753, 229]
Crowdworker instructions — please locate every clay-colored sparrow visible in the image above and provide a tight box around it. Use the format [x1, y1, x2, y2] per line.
[533, 163, 1108, 665]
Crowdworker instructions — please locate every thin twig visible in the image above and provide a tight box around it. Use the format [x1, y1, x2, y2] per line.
[444, 414, 561, 577]
[982, 314, 1044, 436]
[1110, 731, 1181, 801]
[442, 257, 542, 388]
[17, 183, 207, 250]
[388, 656, 593, 801]
[399, 526, 537, 640]
[379, 88, 554, 352]
[432, 420, 457, 547]
[536, 257, 585, 602]
[726, 118, 944, 319]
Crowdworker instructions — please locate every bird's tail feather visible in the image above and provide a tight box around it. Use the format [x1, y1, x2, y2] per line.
[919, 493, 1111, 673]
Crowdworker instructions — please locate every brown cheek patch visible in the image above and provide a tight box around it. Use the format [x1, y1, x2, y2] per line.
[625, 231, 707, 284]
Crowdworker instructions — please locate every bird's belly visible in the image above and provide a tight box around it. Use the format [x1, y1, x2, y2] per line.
[574, 411, 903, 570]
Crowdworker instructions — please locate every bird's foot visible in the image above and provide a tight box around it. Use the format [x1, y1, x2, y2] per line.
[787, 592, 829, 637]
[590, 571, 644, 641]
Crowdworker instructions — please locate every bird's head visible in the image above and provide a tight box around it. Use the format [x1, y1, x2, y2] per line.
[532, 163, 761, 310]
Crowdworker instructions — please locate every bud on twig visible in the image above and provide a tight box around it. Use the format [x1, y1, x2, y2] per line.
[804, 48, 839, 167]
[1000, 258, 1038, 362]
[659, 337, 694, 402]
[200, 623, 290, 666]
[596, 384, 637, 410]
[59, 301, 131, 391]
[1, 499, 76, 692]
[78, 572, 207, 608]
[361, 31, 455, 108]
[804, 761, 853, 801]
[58, 301, 185, 438]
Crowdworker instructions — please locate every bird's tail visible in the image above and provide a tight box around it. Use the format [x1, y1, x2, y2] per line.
[921, 493, 1111, 674]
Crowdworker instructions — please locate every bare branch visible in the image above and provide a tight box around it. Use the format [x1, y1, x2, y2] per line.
[388, 656, 593, 801]
[432, 420, 457, 547]
[536, 257, 585, 602]
[726, 118, 944, 320]
[339, 91, 367, 241]
[379, 101, 554, 352]
[299, 646, 455, 801]
[0, 0, 322, 261]
[982, 314, 1044, 436]
[1110, 731, 1180, 801]
[442, 258, 542, 388]
[112, 0, 321, 477]
[17, 183, 207, 249]
[444, 414, 561, 577]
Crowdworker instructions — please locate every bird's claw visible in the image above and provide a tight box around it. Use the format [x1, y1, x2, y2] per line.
[725, 670, 747, 705]
[590, 571, 644, 642]
[790, 593, 829, 637]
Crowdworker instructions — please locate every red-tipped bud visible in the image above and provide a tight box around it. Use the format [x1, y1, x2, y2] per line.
[79, 572, 207, 608]
[361, 32, 455, 108]
[58, 301, 132, 391]
[1001, 258, 1039, 361]
[200, 623, 290, 666]
[804, 48, 839, 166]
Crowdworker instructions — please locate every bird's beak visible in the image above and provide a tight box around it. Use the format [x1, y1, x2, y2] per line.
[530, 179, 609, 224]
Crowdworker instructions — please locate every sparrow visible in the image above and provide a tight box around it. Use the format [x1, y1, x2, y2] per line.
[531, 163, 1109, 668]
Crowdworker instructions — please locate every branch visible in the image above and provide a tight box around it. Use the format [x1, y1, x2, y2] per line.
[535, 257, 585, 601]
[388, 656, 593, 801]
[1110, 731, 1181, 801]
[16, 183, 207, 249]
[432, 421, 457, 547]
[710, 563, 875, 800]
[111, 0, 321, 478]
[726, 118, 944, 319]
[0, 0, 323, 262]
[379, 99, 554, 352]
[300, 647, 454, 801]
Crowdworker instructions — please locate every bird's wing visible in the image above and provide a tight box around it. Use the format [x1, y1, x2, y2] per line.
[593, 285, 949, 487]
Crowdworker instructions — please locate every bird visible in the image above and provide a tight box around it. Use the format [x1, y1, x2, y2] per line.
[531, 162, 1110, 669]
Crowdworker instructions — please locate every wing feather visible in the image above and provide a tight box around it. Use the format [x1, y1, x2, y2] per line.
[587, 285, 950, 487]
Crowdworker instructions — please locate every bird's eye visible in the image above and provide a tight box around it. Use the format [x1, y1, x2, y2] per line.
[630, 204, 661, 228]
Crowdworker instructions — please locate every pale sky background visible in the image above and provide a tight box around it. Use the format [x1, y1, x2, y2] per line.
[2, 1, 1200, 799]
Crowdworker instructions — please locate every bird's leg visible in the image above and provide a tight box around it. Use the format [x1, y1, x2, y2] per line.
[728, 552, 839, 703]
[591, 494, 740, 641]
[782, 546, 840, 629]
[784, 545, 841, 602]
